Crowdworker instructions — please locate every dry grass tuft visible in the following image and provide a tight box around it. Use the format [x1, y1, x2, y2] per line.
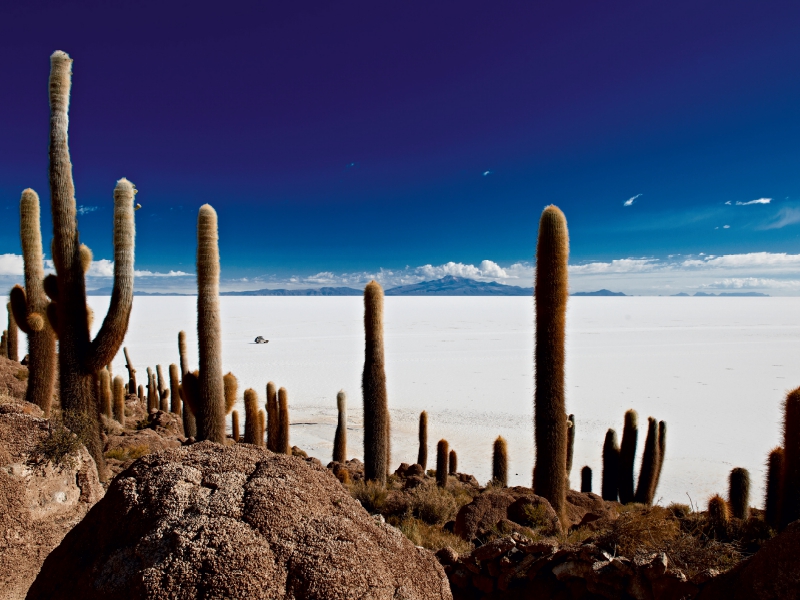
[105, 444, 150, 461]
[392, 516, 473, 554]
[349, 480, 389, 513]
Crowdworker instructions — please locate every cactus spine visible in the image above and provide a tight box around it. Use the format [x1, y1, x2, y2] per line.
[333, 390, 347, 463]
[533, 205, 569, 524]
[448, 449, 457, 475]
[195, 205, 225, 443]
[779, 386, 800, 529]
[99, 368, 112, 418]
[9, 189, 57, 415]
[581, 466, 592, 493]
[765, 447, 784, 528]
[618, 410, 639, 504]
[601, 429, 620, 502]
[417, 410, 428, 469]
[168, 363, 181, 415]
[243, 388, 259, 444]
[634, 417, 660, 505]
[493, 436, 508, 487]
[362, 280, 389, 485]
[6, 303, 18, 362]
[277, 387, 290, 454]
[123, 347, 136, 394]
[231, 410, 240, 442]
[436, 439, 449, 488]
[728, 467, 750, 520]
[178, 330, 196, 439]
[566, 414, 575, 478]
[266, 381, 278, 452]
[112, 375, 125, 426]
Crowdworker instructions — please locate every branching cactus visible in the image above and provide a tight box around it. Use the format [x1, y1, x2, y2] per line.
[634, 417, 661, 505]
[362, 280, 389, 485]
[243, 388, 259, 444]
[195, 205, 225, 443]
[449, 449, 457, 475]
[278, 387, 290, 454]
[581, 466, 592, 493]
[178, 331, 196, 439]
[728, 467, 750, 520]
[333, 390, 347, 463]
[618, 410, 639, 504]
[493, 436, 508, 487]
[123, 347, 136, 394]
[112, 375, 125, 426]
[223, 372, 238, 415]
[533, 205, 569, 524]
[780, 386, 800, 529]
[9, 189, 57, 415]
[98, 368, 112, 419]
[168, 363, 181, 415]
[6, 302, 18, 362]
[417, 410, 428, 469]
[45, 52, 136, 481]
[266, 381, 278, 452]
[436, 439, 449, 488]
[601, 429, 620, 502]
[765, 447, 784, 528]
[231, 410, 240, 442]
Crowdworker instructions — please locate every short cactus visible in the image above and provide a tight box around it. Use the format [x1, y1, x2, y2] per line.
[6, 303, 18, 362]
[168, 364, 181, 415]
[764, 447, 784, 528]
[362, 280, 389, 485]
[278, 387, 290, 454]
[112, 375, 125, 426]
[181, 370, 200, 422]
[492, 436, 508, 487]
[178, 331, 196, 439]
[618, 410, 639, 504]
[448, 449, 457, 475]
[436, 439, 449, 488]
[123, 347, 136, 394]
[707, 494, 729, 538]
[779, 386, 800, 529]
[333, 390, 347, 463]
[417, 410, 428, 469]
[156, 365, 169, 412]
[654, 420, 667, 491]
[728, 467, 750, 520]
[137, 384, 144, 404]
[223, 372, 238, 415]
[0, 331, 6, 357]
[566, 414, 575, 477]
[266, 381, 278, 452]
[634, 417, 660, 505]
[146, 368, 156, 412]
[243, 388, 260, 444]
[231, 410, 240, 442]
[98, 368, 112, 419]
[258, 410, 265, 446]
[601, 429, 620, 502]
[581, 466, 592, 493]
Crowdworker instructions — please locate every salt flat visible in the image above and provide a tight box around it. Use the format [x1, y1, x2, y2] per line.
[89, 296, 798, 508]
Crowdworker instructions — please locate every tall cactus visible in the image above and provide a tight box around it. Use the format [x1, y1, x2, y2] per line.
[243, 388, 259, 444]
[634, 417, 661, 505]
[362, 280, 389, 485]
[533, 205, 569, 524]
[9, 189, 57, 415]
[195, 205, 225, 443]
[728, 467, 750, 520]
[112, 375, 125, 426]
[6, 303, 18, 362]
[601, 429, 620, 501]
[417, 410, 428, 469]
[178, 330, 196, 439]
[493, 436, 508, 487]
[436, 439, 449, 488]
[765, 447, 784, 528]
[277, 387, 290, 454]
[266, 381, 278, 452]
[168, 363, 181, 415]
[333, 390, 347, 463]
[46, 52, 136, 481]
[618, 410, 639, 504]
[779, 386, 800, 529]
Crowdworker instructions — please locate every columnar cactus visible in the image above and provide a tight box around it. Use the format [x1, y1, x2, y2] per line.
[45, 52, 136, 481]
[9, 190, 57, 415]
[243, 388, 259, 444]
[146, 367, 156, 412]
[708, 494, 729, 538]
[138, 384, 144, 404]
[231, 410, 240, 442]
[0, 332, 6, 357]
[223, 372, 238, 415]
[493, 436, 508, 487]
[98, 368, 112, 419]
[6, 303, 18, 362]
[112, 375, 125, 426]
[278, 387, 290, 454]
[634, 417, 660, 505]
[258, 410, 265, 446]
[779, 386, 800, 529]
[449, 449, 457, 475]
[581, 466, 592, 493]
[333, 390, 347, 463]
[765, 447, 784, 528]
[728, 467, 750, 520]
[417, 410, 428, 469]
[436, 439, 449, 488]
[654, 420, 667, 491]
[266, 381, 278, 452]
[533, 205, 570, 524]
[566, 414, 575, 478]
[601, 429, 620, 502]
[362, 280, 389, 485]
[195, 205, 225, 443]
[156, 365, 169, 412]
[178, 330, 196, 439]
[123, 347, 136, 394]
[618, 410, 639, 504]
[168, 363, 181, 415]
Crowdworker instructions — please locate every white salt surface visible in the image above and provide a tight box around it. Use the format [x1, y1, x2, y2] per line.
[90, 296, 797, 508]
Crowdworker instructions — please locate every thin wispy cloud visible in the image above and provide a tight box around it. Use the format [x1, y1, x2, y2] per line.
[77, 205, 99, 215]
[623, 193, 642, 207]
[736, 198, 771, 206]
[763, 207, 800, 230]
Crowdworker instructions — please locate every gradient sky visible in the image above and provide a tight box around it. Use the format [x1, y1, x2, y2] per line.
[2, 1, 800, 294]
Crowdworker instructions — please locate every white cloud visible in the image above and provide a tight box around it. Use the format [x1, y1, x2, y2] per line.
[764, 207, 800, 230]
[569, 259, 659, 274]
[134, 269, 192, 277]
[623, 194, 642, 207]
[88, 259, 115, 277]
[735, 198, 771, 206]
[0, 254, 24, 276]
[702, 278, 800, 290]
[723, 225, 730, 229]
[681, 252, 800, 270]
[77, 205, 99, 215]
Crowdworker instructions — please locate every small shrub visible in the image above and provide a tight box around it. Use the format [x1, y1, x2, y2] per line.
[391, 516, 473, 554]
[30, 419, 82, 468]
[667, 503, 692, 519]
[105, 444, 150, 461]
[523, 502, 555, 529]
[14, 369, 28, 381]
[135, 416, 153, 430]
[407, 485, 459, 525]
[350, 480, 389, 513]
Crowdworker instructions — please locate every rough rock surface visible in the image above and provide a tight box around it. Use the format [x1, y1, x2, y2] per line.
[455, 488, 541, 540]
[696, 520, 800, 600]
[0, 355, 28, 401]
[28, 442, 453, 600]
[0, 401, 103, 600]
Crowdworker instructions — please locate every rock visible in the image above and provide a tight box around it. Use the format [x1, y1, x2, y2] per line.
[0, 355, 28, 401]
[697, 520, 800, 600]
[404, 474, 427, 490]
[0, 404, 103, 599]
[455, 487, 544, 540]
[472, 536, 516, 561]
[407, 463, 426, 477]
[565, 489, 617, 528]
[254, 336, 269, 344]
[435, 547, 459, 566]
[146, 409, 184, 437]
[28, 442, 452, 600]
[507, 494, 560, 533]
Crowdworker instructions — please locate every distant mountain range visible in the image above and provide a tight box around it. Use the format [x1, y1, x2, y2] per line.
[671, 291, 769, 297]
[571, 289, 626, 297]
[221, 286, 361, 296]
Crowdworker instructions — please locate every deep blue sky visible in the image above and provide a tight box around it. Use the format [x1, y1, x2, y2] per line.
[2, 1, 800, 284]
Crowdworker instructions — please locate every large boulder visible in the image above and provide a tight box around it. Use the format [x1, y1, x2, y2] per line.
[27, 441, 452, 600]
[0, 355, 28, 401]
[0, 401, 103, 600]
[455, 487, 549, 540]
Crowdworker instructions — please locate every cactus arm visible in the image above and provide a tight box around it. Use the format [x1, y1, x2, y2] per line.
[9, 286, 33, 335]
[86, 178, 136, 371]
